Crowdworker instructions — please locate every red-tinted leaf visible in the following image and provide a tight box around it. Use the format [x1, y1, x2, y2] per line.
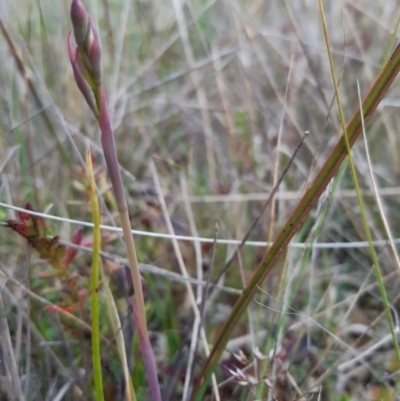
[18, 210, 33, 226]
[7, 203, 47, 242]
[71, 228, 84, 246]
[23, 203, 46, 235]
[7, 221, 37, 240]
[18, 203, 36, 227]
[24, 202, 34, 211]
[62, 228, 84, 268]
[6, 205, 73, 270]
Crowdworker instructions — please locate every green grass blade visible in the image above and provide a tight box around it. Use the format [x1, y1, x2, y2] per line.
[191, 41, 400, 401]
[87, 148, 105, 401]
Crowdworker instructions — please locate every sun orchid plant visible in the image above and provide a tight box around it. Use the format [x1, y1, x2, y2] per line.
[67, 1, 162, 399]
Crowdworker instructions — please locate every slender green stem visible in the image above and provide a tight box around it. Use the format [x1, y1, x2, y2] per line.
[87, 149, 105, 401]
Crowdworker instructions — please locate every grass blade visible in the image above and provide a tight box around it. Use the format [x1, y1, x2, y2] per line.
[86, 148, 105, 401]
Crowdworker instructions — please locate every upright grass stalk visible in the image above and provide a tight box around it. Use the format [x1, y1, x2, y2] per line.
[86, 148, 104, 401]
[67, 2, 161, 399]
[191, 37, 400, 401]
[318, 0, 400, 368]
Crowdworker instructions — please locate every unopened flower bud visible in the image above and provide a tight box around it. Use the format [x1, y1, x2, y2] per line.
[70, 0, 89, 46]
[67, 32, 98, 115]
[68, 0, 103, 113]
[86, 21, 102, 86]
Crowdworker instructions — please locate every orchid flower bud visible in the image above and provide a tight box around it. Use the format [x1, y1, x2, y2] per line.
[70, 1, 102, 88]
[70, 0, 89, 46]
[67, 32, 98, 116]
[68, 0, 103, 115]
[85, 20, 102, 86]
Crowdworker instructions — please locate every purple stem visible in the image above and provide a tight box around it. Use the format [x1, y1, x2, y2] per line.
[131, 299, 162, 401]
[98, 86, 126, 208]
[97, 84, 162, 398]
